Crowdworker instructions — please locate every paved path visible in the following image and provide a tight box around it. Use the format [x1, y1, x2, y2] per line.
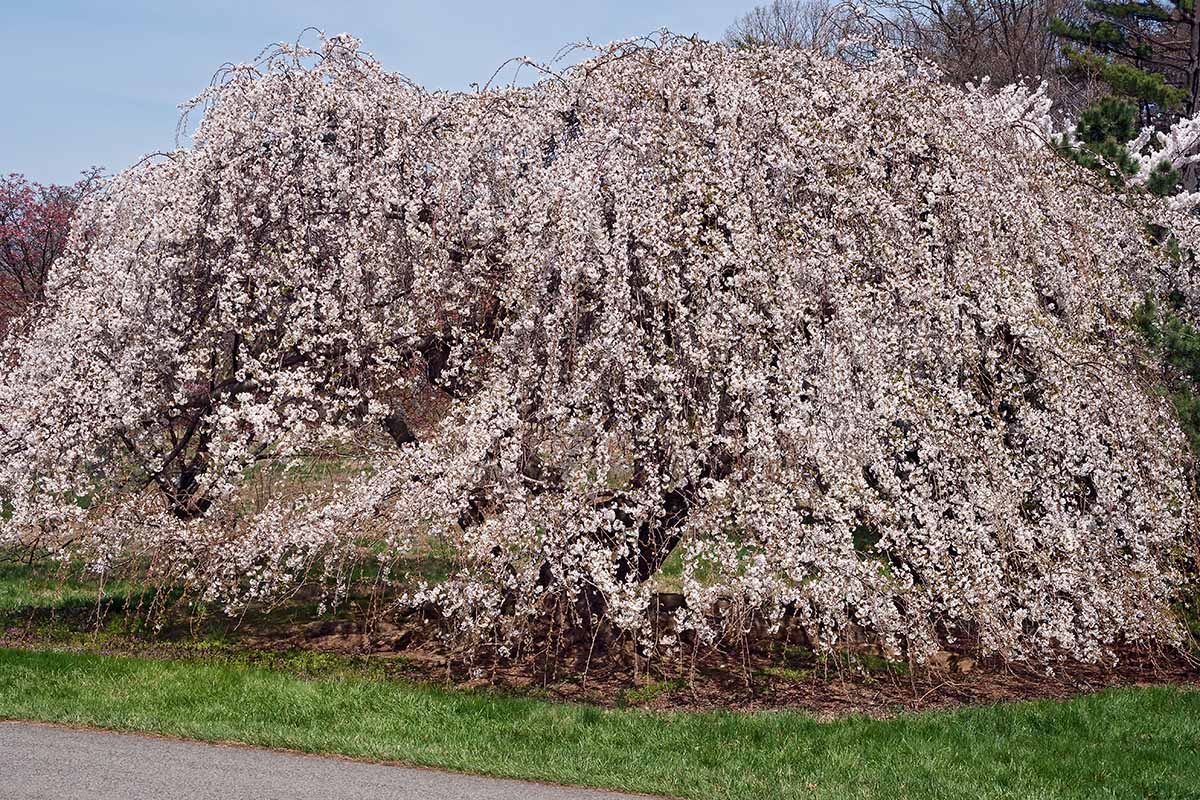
[0, 721, 655, 800]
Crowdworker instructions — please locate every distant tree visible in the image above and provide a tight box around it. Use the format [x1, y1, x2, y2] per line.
[875, 0, 1090, 105]
[0, 169, 103, 339]
[724, 0, 850, 52]
[729, 0, 1090, 111]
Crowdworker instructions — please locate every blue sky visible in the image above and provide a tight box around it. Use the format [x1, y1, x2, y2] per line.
[3, 1, 750, 184]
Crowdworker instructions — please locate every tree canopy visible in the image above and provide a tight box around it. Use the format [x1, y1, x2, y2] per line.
[1, 34, 1197, 663]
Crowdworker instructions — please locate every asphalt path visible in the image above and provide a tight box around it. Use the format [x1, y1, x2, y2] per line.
[0, 721, 658, 800]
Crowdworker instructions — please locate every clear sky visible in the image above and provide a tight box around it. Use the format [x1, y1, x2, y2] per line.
[3, 1, 752, 184]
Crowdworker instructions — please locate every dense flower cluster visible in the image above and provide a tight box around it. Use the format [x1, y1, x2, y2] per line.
[1, 34, 1196, 663]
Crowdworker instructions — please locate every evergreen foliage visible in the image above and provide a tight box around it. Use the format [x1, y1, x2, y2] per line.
[1051, 0, 1199, 122]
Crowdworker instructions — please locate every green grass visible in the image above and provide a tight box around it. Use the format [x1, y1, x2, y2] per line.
[0, 561, 132, 615]
[1, 648, 1197, 799]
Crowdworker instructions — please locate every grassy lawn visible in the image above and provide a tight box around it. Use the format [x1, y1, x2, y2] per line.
[0, 648, 1197, 799]
[0, 561, 132, 615]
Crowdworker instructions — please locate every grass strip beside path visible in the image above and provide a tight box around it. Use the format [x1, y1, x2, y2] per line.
[1, 648, 1198, 799]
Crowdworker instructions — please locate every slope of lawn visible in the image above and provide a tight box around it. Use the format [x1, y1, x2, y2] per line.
[1, 648, 1197, 800]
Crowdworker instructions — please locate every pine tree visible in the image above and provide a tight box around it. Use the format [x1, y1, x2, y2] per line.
[1056, 96, 1142, 183]
[1051, 1, 1200, 125]
[1054, 96, 1182, 193]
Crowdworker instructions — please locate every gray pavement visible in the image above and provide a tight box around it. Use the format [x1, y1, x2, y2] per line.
[0, 721, 656, 800]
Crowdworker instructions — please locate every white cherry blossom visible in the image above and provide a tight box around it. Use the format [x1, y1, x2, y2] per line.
[0, 33, 1196, 665]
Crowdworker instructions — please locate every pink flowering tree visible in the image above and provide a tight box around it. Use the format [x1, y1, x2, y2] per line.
[0, 34, 1196, 665]
[0, 170, 103, 339]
